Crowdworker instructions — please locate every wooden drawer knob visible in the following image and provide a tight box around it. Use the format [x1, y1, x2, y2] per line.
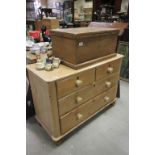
[75, 80, 83, 87]
[76, 96, 83, 104]
[104, 96, 110, 102]
[77, 113, 83, 120]
[107, 67, 114, 73]
[105, 81, 112, 88]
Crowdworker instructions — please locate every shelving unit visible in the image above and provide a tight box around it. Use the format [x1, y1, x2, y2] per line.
[26, 0, 36, 21]
[26, 0, 37, 31]
[73, 0, 93, 27]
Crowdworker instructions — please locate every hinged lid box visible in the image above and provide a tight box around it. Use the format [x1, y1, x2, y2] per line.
[51, 27, 119, 69]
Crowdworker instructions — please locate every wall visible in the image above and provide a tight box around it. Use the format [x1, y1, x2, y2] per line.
[40, 0, 47, 7]
[74, 0, 92, 9]
[37, 0, 66, 8]
[121, 0, 128, 12]
[74, 0, 93, 21]
[47, 0, 65, 8]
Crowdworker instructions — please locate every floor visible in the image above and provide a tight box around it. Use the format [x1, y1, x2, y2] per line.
[26, 80, 129, 155]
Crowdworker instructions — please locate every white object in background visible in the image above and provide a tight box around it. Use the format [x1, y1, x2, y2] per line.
[26, 36, 34, 48]
[35, 62, 45, 70]
[30, 44, 40, 54]
[44, 42, 49, 46]
[47, 17, 56, 19]
[53, 58, 61, 68]
[35, 42, 49, 48]
[79, 42, 84, 47]
[45, 64, 53, 71]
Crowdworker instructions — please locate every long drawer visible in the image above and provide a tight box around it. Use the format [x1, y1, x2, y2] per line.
[58, 73, 119, 116]
[56, 69, 95, 98]
[96, 58, 122, 81]
[60, 86, 118, 134]
[58, 84, 95, 116]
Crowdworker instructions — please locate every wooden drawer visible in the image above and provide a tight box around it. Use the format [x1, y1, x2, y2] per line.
[56, 69, 95, 98]
[58, 84, 95, 116]
[95, 73, 119, 95]
[58, 73, 119, 116]
[60, 86, 117, 134]
[96, 58, 122, 81]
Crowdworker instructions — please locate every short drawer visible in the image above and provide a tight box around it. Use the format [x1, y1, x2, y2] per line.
[95, 73, 119, 95]
[58, 84, 95, 116]
[96, 58, 122, 81]
[56, 69, 95, 98]
[60, 86, 117, 134]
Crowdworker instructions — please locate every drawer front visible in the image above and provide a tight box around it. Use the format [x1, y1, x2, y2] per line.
[58, 73, 119, 116]
[58, 84, 95, 116]
[60, 86, 117, 134]
[95, 73, 119, 95]
[56, 69, 95, 98]
[96, 58, 122, 81]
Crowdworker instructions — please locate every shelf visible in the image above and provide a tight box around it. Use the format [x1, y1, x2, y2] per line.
[83, 7, 93, 9]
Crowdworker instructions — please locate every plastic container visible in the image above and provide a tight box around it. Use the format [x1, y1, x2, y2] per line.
[29, 31, 40, 39]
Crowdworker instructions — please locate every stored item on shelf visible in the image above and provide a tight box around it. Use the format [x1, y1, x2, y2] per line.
[26, 36, 34, 50]
[30, 44, 40, 54]
[29, 31, 40, 39]
[51, 27, 119, 69]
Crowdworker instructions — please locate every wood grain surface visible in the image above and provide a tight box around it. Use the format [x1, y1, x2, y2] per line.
[26, 54, 123, 82]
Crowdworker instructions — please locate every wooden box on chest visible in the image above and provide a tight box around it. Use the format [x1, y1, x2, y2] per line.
[27, 54, 123, 142]
[51, 27, 119, 69]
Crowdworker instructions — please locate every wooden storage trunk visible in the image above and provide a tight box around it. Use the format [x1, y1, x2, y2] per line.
[51, 27, 119, 69]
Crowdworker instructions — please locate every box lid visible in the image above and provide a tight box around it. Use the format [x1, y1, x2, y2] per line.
[50, 27, 119, 39]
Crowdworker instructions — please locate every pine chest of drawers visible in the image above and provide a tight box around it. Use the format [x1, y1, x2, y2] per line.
[27, 54, 123, 142]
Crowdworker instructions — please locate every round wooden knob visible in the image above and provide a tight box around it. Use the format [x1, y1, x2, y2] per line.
[77, 113, 83, 120]
[107, 67, 114, 73]
[105, 81, 111, 88]
[104, 96, 110, 102]
[76, 80, 83, 87]
[76, 96, 83, 104]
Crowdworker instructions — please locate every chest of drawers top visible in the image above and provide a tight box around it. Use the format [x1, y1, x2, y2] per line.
[26, 54, 123, 82]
